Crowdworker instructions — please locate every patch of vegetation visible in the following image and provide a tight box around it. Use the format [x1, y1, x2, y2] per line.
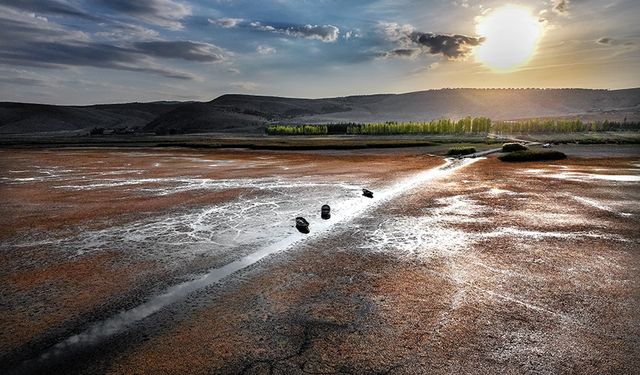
[346, 117, 492, 135]
[502, 143, 528, 152]
[266, 118, 640, 137]
[267, 117, 493, 136]
[89, 127, 104, 135]
[265, 125, 328, 135]
[446, 146, 476, 156]
[498, 150, 567, 162]
[493, 119, 639, 134]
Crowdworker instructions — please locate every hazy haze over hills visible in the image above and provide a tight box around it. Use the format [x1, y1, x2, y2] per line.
[1, 88, 639, 135]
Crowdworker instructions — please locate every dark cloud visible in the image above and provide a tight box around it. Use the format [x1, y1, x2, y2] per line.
[250, 22, 340, 42]
[0, 2, 163, 42]
[552, 0, 570, 14]
[597, 37, 635, 46]
[0, 41, 195, 80]
[92, 0, 191, 29]
[410, 32, 484, 59]
[378, 48, 421, 59]
[133, 41, 226, 62]
[0, 0, 99, 20]
[379, 22, 483, 60]
[0, 9, 218, 81]
[0, 9, 90, 42]
[0, 76, 49, 87]
[598, 37, 612, 44]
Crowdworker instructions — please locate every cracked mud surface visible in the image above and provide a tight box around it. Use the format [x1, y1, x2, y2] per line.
[1, 147, 639, 374]
[0, 148, 441, 370]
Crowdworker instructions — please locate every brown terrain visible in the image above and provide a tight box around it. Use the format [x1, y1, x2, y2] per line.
[0, 146, 638, 374]
[0, 148, 441, 368]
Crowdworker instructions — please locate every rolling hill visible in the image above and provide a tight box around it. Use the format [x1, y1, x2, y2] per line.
[0, 101, 184, 134]
[2, 88, 639, 134]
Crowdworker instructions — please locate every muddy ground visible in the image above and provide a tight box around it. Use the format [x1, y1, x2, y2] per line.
[0, 146, 638, 374]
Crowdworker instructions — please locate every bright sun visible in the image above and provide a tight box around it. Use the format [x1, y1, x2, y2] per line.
[475, 5, 543, 71]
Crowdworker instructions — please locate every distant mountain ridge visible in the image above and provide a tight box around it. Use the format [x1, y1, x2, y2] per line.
[2, 88, 639, 134]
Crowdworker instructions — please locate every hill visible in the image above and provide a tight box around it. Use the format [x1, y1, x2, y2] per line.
[2, 88, 639, 134]
[0, 102, 183, 134]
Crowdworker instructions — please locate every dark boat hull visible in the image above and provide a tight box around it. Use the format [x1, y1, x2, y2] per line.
[321, 205, 331, 220]
[295, 217, 310, 233]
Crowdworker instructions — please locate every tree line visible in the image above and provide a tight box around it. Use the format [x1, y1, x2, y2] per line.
[492, 119, 638, 134]
[265, 125, 329, 135]
[265, 118, 639, 135]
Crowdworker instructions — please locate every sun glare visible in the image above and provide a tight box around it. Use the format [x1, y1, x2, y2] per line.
[475, 5, 543, 71]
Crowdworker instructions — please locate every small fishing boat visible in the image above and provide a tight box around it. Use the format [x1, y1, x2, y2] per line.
[321, 204, 331, 219]
[362, 188, 373, 198]
[295, 217, 310, 233]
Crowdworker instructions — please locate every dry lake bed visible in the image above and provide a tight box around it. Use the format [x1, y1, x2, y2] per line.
[0, 145, 638, 374]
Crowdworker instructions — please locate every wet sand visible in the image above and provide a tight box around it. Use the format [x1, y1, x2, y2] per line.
[1, 147, 638, 374]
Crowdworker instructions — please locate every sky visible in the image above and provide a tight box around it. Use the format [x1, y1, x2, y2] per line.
[0, 0, 638, 104]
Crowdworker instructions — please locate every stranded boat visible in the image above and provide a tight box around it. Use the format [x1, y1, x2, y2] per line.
[362, 189, 374, 198]
[321, 204, 331, 219]
[295, 217, 310, 233]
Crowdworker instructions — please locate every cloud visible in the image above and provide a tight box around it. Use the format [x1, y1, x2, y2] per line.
[284, 24, 340, 42]
[380, 22, 415, 44]
[453, 0, 470, 8]
[208, 17, 244, 28]
[0, 41, 196, 80]
[95, 22, 159, 40]
[92, 0, 191, 30]
[552, 0, 570, 15]
[257, 45, 276, 55]
[250, 22, 340, 42]
[379, 22, 483, 59]
[0, 2, 165, 41]
[0, 8, 199, 80]
[0, 68, 54, 87]
[539, 0, 570, 24]
[411, 32, 484, 59]
[344, 30, 361, 40]
[0, 76, 49, 86]
[208, 16, 341, 42]
[133, 41, 227, 62]
[0, 7, 90, 42]
[250, 22, 275, 32]
[0, 0, 99, 20]
[378, 48, 421, 59]
[597, 37, 635, 46]
[230, 81, 260, 91]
